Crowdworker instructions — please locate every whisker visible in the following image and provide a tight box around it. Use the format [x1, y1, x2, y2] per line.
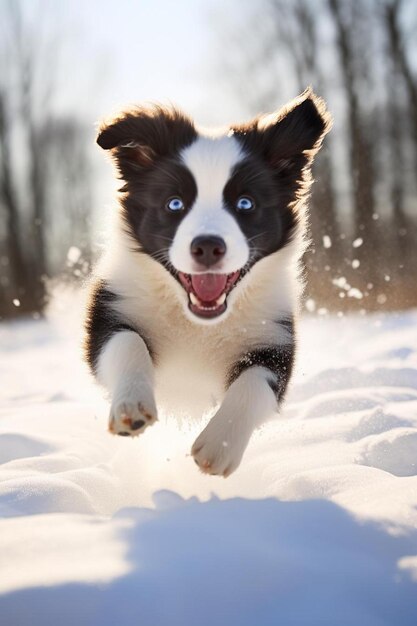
[247, 232, 268, 243]
[149, 247, 171, 263]
[154, 235, 174, 243]
[239, 170, 267, 185]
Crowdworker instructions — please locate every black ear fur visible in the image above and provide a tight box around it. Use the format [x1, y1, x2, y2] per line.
[96, 105, 197, 172]
[232, 88, 332, 170]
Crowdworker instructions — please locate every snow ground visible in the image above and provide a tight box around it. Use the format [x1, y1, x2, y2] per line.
[1, 294, 417, 625]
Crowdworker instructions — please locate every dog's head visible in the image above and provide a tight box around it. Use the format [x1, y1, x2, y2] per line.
[97, 89, 331, 323]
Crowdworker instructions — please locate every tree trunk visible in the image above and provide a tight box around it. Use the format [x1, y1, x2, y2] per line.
[385, 0, 417, 180]
[0, 93, 37, 316]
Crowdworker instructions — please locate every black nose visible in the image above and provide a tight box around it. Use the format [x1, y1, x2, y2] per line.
[190, 235, 226, 268]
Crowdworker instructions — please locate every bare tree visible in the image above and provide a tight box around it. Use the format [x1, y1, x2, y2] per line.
[270, 0, 339, 260]
[0, 0, 94, 319]
[327, 0, 377, 242]
[211, 0, 417, 311]
[384, 0, 417, 178]
[385, 22, 408, 249]
[0, 91, 37, 315]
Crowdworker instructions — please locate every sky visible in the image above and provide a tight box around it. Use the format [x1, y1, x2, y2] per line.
[34, 0, 254, 219]
[13, 0, 417, 220]
[54, 0, 246, 128]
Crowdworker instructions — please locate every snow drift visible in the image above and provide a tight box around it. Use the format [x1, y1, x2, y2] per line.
[0, 296, 416, 625]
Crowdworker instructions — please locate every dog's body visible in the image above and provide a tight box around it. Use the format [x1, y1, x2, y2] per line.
[85, 89, 331, 476]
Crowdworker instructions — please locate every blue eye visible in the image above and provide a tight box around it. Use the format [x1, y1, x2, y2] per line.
[236, 196, 254, 212]
[167, 197, 185, 212]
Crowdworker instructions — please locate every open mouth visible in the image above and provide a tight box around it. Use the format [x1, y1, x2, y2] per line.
[177, 271, 241, 319]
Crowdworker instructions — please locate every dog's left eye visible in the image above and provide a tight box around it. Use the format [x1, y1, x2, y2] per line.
[236, 196, 255, 212]
[166, 197, 185, 212]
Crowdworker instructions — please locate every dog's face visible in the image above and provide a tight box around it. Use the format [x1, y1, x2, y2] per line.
[97, 90, 330, 323]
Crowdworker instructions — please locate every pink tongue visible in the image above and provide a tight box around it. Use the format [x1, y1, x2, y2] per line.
[191, 274, 227, 302]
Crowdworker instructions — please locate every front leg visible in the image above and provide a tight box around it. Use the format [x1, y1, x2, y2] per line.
[85, 282, 157, 437]
[192, 344, 294, 477]
[97, 330, 157, 437]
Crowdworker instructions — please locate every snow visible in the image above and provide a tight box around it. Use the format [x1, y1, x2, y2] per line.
[1, 293, 417, 625]
[66, 246, 82, 265]
[322, 235, 332, 249]
[347, 287, 363, 299]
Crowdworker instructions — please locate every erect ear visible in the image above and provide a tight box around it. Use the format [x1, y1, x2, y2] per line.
[232, 88, 332, 172]
[96, 105, 196, 174]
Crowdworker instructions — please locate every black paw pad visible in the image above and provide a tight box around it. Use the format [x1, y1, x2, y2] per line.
[131, 420, 145, 431]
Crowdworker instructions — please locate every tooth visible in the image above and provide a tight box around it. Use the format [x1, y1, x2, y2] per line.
[216, 293, 226, 305]
[189, 292, 200, 305]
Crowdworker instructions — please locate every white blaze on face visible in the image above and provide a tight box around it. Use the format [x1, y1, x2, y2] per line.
[169, 134, 250, 274]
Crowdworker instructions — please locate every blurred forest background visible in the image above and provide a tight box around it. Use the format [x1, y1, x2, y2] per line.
[0, 0, 416, 320]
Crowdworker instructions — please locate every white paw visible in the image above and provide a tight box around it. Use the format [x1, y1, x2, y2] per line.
[191, 419, 249, 477]
[109, 397, 157, 437]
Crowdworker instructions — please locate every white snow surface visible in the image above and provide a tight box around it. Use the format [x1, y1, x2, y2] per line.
[1, 292, 417, 625]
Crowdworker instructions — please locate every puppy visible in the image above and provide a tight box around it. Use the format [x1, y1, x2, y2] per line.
[85, 88, 331, 477]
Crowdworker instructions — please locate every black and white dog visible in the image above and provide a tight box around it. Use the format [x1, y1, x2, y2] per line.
[85, 88, 331, 477]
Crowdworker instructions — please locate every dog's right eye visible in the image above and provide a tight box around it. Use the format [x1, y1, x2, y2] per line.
[166, 197, 185, 212]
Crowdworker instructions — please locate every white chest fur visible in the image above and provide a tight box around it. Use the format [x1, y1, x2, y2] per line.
[97, 229, 301, 419]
